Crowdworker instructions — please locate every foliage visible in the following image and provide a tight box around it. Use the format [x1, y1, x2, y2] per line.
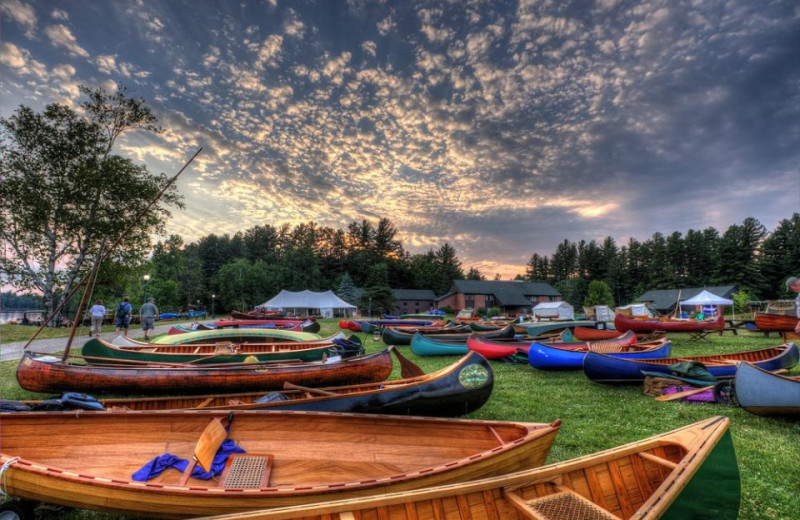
[583, 280, 615, 308]
[336, 272, 358, 306]
[732, 289, 753, 316]
[0, 85, 182, 318]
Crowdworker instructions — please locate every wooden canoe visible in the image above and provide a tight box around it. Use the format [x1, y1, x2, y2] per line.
[230, 310, 287, 320]
[13, 351, 494, 417]
[84, 334, 359, 365]
[15, 348, 394, 395]
[614, 312, 725, 333]
[573, 326, 627, 341]
[168, 320, 318, 335]
[381, 324, 471, 345]
[0, 410, 561, 518]
[192, 416, 739, 520]
[754, 312, 799, 332]
[583, 343, 799, 384]
[528, 338, 672, 370]
[733, 361, 800, 416]
[151, 328, 321, 345]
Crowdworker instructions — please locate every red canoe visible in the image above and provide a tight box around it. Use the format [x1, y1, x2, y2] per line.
[614, 312, 724, 333]
[754, 312, 800, 332]
[573, 326, 630, 341]
[467, 330, 639, 360]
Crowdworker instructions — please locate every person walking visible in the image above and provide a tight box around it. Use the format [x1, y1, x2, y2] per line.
[139, 297, 159, 341]
[115, 297, 133, 337]
[89, 299, 106, 337]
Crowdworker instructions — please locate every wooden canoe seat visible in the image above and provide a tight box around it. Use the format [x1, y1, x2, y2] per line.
[505, 487, 618, 520]
[215, 342, 235, 354]
[588, 342, 624, 354]
[219, 453, 273, 489]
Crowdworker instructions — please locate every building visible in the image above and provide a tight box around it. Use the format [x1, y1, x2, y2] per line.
[436, 280, 561, 316]
[635, 286, 737, 314]
[391, 289, 437, 316]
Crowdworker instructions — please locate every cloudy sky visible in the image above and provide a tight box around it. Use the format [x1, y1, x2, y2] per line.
[1, 0, 798, 278]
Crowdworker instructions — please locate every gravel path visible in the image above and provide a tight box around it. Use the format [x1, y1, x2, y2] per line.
[0, 321, 198, 362]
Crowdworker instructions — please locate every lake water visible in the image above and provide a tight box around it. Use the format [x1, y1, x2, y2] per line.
[0, 310, 45, 324]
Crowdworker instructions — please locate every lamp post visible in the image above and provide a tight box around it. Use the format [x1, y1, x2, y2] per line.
[142, 274, 151, 304]
[211, 294, 216, 318]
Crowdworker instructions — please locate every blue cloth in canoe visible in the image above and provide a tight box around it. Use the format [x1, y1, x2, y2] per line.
[131, 439, 246, 481]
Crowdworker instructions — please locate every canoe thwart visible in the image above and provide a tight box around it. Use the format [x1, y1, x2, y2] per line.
[220, 453, 273, 489]
[638, 451, 678, 469]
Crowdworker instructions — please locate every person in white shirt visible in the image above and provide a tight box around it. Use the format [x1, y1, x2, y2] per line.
[89, 299, 106, 337]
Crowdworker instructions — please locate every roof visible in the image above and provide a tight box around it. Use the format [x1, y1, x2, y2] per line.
[392, 289, 436, 300]
[533, 301, 573, 310]
[636, 286, 737, 311]
[438, 280, 561, 307]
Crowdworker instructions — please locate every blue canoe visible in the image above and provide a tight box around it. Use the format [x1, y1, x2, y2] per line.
[527, 338, 672, 370]
[583, 343, 799, 384]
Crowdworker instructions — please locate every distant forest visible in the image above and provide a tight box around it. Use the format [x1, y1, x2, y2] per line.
[5, 214, 799, 314]
[77, 213, 797, 314]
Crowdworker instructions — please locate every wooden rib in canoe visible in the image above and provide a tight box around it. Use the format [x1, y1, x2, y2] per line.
[614, 312, 725, 333]
[17, 351, 494, 417]
[583, 343, 799, 384]
[733, 361, 800, 416]
[84, 334, 358, 365]
[150, 328, 321, 346]
[15, 348, 394, 395]
[191, 416, 739, 520]
[754, 312, 800, 332]
[0, 410, 560, 518]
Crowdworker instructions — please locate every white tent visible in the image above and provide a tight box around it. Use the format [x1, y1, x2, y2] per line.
[589, 305, 615, 322]
[679, 290, 733, 307]
[258, 290, 357, 318]
[533, 301, 575, 320]
[615, 303, 653, 317]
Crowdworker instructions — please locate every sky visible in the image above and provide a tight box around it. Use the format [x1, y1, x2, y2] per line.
[1, 0, 799, 279]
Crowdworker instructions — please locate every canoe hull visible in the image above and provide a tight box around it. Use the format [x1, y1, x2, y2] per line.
[152, 329, 320, 346]
[528, 338, 671, 370]
[733, 361, 800, 416]
[754, 312, 799, 332]
[15, 349, 393, 394]
[615, 313, 724, 333]
[0, 410, 560, 518]
[583, 344, 799, 384]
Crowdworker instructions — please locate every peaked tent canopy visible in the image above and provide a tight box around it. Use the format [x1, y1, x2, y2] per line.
[258, 290, 357, 318]
[533, 301, 575, 320]
[680, 290, 733, 307]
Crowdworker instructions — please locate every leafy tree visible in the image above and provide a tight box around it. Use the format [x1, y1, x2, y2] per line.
[584, 280, 615, 308]
[409, 250, 439, 291]
[214, 259, 275, 311]
[360, 263, 394, 316]
[0, 85, 182, 318]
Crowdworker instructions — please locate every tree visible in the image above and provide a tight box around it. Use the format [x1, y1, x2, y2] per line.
[360, 263, 394, 316]
[465, 267, 484, 280]
[584, 280, 615, 308]
[0, 86, 182, 318]
[433, 243, 463, 295]
[336, 272, 358, 305]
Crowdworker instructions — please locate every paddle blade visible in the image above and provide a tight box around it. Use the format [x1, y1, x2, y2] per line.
[195, 417, 228, 472]
[390, 346, 424, 378]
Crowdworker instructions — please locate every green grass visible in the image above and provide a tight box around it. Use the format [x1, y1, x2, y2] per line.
[1, 319, 798, 519]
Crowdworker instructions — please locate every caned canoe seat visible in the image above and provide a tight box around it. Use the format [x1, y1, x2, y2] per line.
[219, 453, 273, 489]
[588, 342, 624, 354]
[504, 486, 618, 520]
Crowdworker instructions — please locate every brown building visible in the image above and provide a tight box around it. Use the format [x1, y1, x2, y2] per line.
[392, 289, 437, 316]
[436, 280, 561, 316]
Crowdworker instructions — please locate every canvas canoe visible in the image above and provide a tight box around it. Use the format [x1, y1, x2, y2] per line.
[524, 320, 596, 337]
[15, 348, 394, 395]
[583, 343, 799, 384]
[733, 361, 800, 417]
[528, 337, 671, 370]
[614, 313, 725, 333]
[0, 410, 560, 518]
[83, 334, 357, 365]
[192, 416, 739, 520]
[150, 328, 321, 345]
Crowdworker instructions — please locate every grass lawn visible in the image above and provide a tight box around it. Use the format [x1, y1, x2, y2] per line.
[1, 318, 798, 519]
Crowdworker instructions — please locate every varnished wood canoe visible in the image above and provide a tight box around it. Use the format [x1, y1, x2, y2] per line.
[754, 312, 799, 332]
[0, 410, 561, 518]
[150, 328, 321, 345]
[168, 319, 318, 334]
[528, 338, 671, 370]
[193, 416, 739, 520]
[14, 351, 494, 417]
[615, 312, 725, 333]
[573, 325, 626, 341]
[733, 361, 800, 416]
[381, 323, 471, 345]
[583, 343, 799, 384]
[15, 348, 394, 395]
[84, 334, 358, 365]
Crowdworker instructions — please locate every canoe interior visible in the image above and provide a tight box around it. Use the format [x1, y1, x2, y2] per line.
[612, 345, 790, 367]
[1, 412, 547, 490]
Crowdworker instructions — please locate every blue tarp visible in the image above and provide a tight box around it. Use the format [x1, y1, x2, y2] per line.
[132, 439, 245, 481]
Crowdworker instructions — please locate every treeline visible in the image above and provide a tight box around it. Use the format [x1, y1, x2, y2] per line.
[525, 215, 800, 307]
[109, 214, 798, 313]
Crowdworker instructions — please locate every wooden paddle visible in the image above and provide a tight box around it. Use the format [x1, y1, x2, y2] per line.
[656, 385, 714, 402]
[178, 414, 231, 485]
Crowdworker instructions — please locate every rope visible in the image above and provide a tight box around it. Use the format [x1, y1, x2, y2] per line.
[0, 457, 20, 497]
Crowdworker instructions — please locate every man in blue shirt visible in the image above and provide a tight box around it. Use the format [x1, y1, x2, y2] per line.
[115, 296, 133, 338]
